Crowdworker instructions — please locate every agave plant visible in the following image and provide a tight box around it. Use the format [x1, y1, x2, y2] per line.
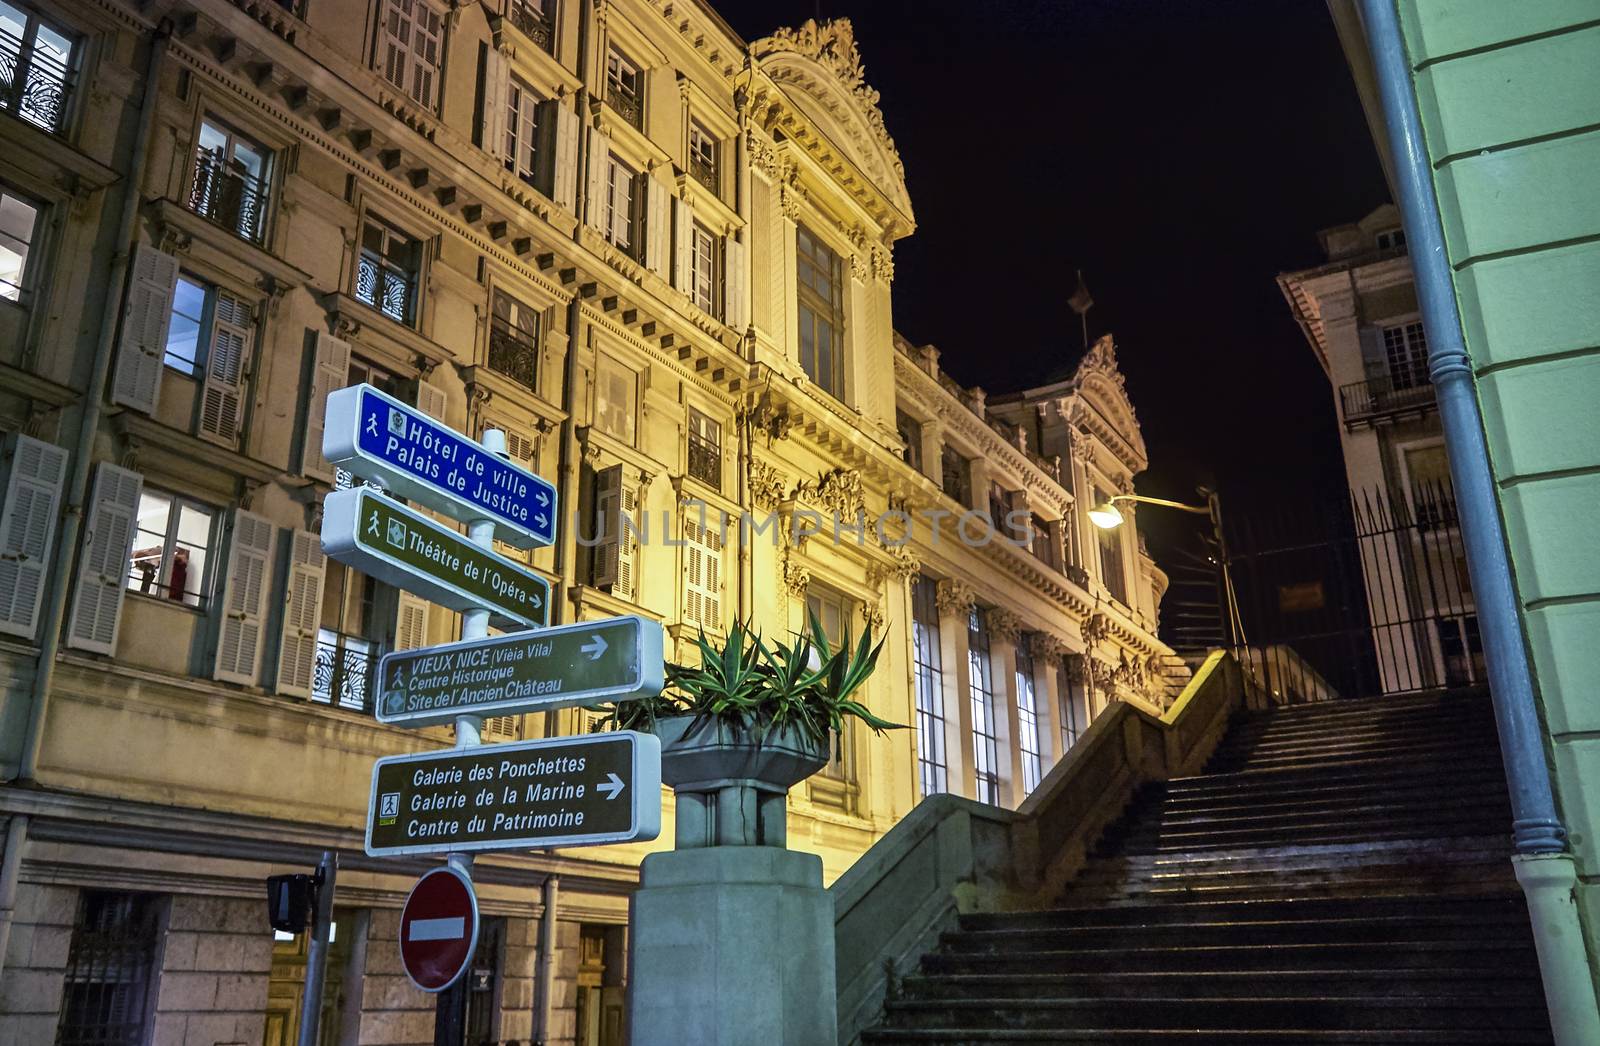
[592, 612, 902, 756]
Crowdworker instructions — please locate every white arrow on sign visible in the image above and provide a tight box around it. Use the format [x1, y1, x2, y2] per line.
[598, 772, 626, 800]
[581, 634, 608, 660]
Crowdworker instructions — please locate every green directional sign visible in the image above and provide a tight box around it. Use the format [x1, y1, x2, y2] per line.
[322, 486, 548, 629]
[376, 615, 664, 727]
[365, 732, 662, 856]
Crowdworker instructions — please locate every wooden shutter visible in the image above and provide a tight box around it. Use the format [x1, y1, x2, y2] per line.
[683, 513, 723, 631]
[671, 197, 693, 293]
[481, 44, 507, 160]
[0, 435, 68, 639]
[111, 245, 178, 413]
[592, 464, 636, 600]
[643, 175, 669, 277]
[410, 1, 442, 110]
[484, 715, 519, 740]
[537, 99, 580, 212]
[214, 510, 275, 685]
[415, 379, 448, 423]
[724, 237, 748, 331]
[584, 129, 611, 233]
[395, 589, 429, 650]
[303, 331, 351, 481]
[485, 417, 536, 469]
[275, 529, 326, 698]
[66, 463, 143, 655]
[198, 290, 252, 447]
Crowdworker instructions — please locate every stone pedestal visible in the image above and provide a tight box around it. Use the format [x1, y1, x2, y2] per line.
[628, 846, 837, 1046]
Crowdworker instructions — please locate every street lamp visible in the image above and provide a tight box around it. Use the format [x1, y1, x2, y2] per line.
[1088, 493, 1216, 529]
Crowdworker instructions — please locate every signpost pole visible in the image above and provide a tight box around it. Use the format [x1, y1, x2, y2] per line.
[434, 430, 506, 1044]
[296, 850, 338, 1046]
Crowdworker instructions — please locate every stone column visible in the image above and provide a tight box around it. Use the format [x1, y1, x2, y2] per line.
[988, 609, 1023, 807]
[935, 578, 976, 798]
[920, 419, 944, 486]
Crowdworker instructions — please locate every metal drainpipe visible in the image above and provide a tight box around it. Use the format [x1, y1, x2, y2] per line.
[1357, 2, 1600, 1041]
[0, 17, 171, 987]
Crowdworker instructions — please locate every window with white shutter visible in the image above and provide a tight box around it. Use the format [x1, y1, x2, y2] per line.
[378, 0, 443, 111]
[275, 529, 326, 698]
[67, 464, 144, 655]
[504, 78, 541, 183]
[604, 156, 638, 257]
[725, 237, 749, 331]
[483, 715, 519, 740]
[481, 44, 507, 162]
[198, 290, 253, 448]
[213, 510, 275, 686]
[394, 588, 429, 650]
[593, 355, 636, 445]
[643, 175, 669, 278]
[111, 245, 178, 414]
[683, 512, 723, 632]
[584, 128, 611, 234]
[540, 99, 579, 211]
[0, 434, 67, 639]
[671, 196, 692, 294]
[592, 464, 637, 601]
[415, 379, 448, 423]
[301, 331, 352, 481]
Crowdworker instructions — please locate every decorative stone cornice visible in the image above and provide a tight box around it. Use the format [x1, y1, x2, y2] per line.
[1081, 612, 1111, 645]
[792, 467, 865, 519]
[1029, 632, 1070, 660]
[748, 458, 787, 510]
[987, 609, 1022, 644]
[934, 578, 974, 618]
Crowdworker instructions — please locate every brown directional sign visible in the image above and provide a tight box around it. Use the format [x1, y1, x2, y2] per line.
[365, 732, 661, 857]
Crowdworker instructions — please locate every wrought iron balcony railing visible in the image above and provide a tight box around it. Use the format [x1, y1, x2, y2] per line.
[311, 630, 379, 713]
[356, 250, 416, 325]
[508, 1, 555, 52]
[1339, 373, 1437, 430]
[607, 84, 642, 130]
[488, 323, 538, 391]
[688, 154, 718, 195]
[0, 22, 75, 135]
[187, 149, 269, 244]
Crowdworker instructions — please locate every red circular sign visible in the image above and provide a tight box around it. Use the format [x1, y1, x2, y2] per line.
[400, 865, 479, 992]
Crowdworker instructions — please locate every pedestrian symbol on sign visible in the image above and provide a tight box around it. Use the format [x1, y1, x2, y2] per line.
[380, 792, 400, 824]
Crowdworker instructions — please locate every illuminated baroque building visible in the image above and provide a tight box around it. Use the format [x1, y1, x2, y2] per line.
[0, 0, 1179, 1040]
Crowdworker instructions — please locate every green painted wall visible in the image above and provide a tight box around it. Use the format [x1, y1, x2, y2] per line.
[1398, 0, 1600, 957]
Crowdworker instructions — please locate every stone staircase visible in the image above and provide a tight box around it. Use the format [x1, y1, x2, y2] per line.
[861, 690, 1553, 1043]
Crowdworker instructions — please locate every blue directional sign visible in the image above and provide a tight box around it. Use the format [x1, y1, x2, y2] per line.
[324, 384, 556, 548]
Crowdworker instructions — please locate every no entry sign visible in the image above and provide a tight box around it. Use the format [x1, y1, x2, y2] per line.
[399, 865, 479, 993]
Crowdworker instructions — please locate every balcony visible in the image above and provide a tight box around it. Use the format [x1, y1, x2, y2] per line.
[311, 630, 379, 714]
[688, 153, 718, 195]
[187, 149, 269, 245]
[488, 322, 538, 392]
[0, 18, 75, 135]
[1339, 373, 1437, 430]
[607, 84, 642, 130]
[508, 0, 555, 53]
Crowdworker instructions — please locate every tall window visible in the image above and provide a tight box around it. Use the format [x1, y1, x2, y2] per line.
[808, 587, 854, 785]
[594, 353, 636, 444]
[505, 79, 541, 184]
[686, 408, 721, 490]
[188, 117, 270, 244]
[690, 222, 720, 316]
[0, 1, 77, 134]
[967, 607, 999, 805]
[128, 490, 215, 608]
[1095, 488, 1127, 604]
[1376, 226, 1406, 252]
[489, 289, 539, 391]
[56, 892, 161, 1046]
[1015, 639, 1042, 794]
[378, 0, 443, 110]
[0, 186, 39, 301]
[604, 155, 638, 256]
[1383, 320, 1429, 390]
[356, 217, 421, 325]
[688, 121, 718, 193]
[911, 576, 947, 796]
[1059, 655, 1086, 750]
[605, 48, 642, 129]
[897, 409, 922, 471]
[796, 224, 845, 399]
[1030, 514, 1057, 570]
[941, 445, 971, 506]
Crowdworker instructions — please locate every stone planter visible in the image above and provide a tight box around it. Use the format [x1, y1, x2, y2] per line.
[652, 714, 829, 848]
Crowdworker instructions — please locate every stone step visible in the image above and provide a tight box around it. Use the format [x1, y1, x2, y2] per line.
[1208, 733, 1501, 765]
[880, 995, 1549, 1032]
[960, 894, 1526, 930]
[919, 939, 1539, 976]
[897, 968, 1540, 1002]
[1114, 816, 1510, 855]
[942, 912, 1529, 951]
[1161, 759, 1508, 796]
[1147, 781, 1510, 821]
[863, 1028, 1550, 1044]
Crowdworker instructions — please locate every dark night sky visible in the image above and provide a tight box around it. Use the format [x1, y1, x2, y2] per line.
[712, 0, 1391, 560]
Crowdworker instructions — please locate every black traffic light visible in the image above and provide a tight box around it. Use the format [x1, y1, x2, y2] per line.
[266, 873, 318, 934]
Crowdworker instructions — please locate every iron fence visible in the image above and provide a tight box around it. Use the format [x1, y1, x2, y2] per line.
[1216, 481, 1477, 704]
[488, 322, 538, 391]
[311, 630, 380, 713]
